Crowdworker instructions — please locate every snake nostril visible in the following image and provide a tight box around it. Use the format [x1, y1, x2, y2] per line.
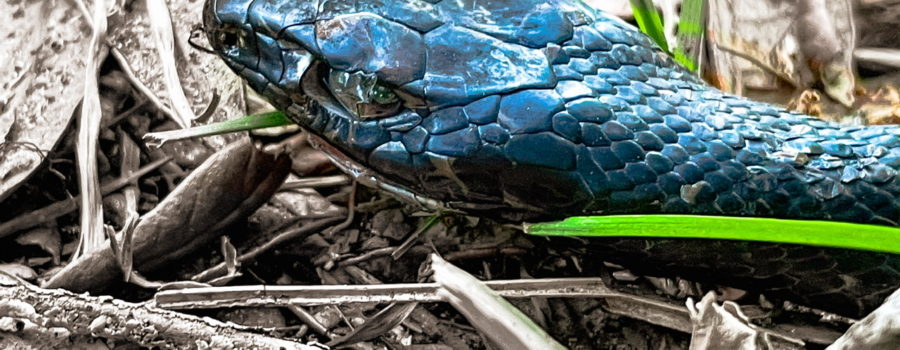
[218, 31, 239, 47]
[203, 0, 257, 54]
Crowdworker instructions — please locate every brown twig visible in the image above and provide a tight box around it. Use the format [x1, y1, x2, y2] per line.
[324, 181, 357, 238]
[444, 247, 529, 262]
[337, 247, 397, 267]
[286, 304, 332, 337]
[391, 214, 442, 260]
[191, 216, 344, 283]
[0, 156, 172, 239]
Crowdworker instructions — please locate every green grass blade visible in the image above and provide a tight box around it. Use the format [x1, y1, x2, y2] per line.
[524, 215, 900, 254]
[143, 111, 293, 147]
[629, 0, 669, 52]
[672, 0, 705, 72]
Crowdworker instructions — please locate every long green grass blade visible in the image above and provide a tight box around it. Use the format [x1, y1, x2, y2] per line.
[629, 0, 669, 52]
[672, 0, 705, 72]
[524, 215, 900, 254]
[143, 111, 292, 147]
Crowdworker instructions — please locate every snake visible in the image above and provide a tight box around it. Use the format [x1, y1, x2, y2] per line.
[203, 0, 900, 317]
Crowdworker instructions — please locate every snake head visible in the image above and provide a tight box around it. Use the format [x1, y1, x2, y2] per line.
[204, 0, 685, 220]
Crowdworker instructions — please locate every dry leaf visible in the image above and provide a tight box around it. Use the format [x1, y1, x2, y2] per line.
[43, 138, 291, 292]
[686, 292, 793, 349]
[14, 227, 62, 265]
[0, 1, 94, 201]
[428, 254, 566, 350]
[828, 288, 900, 350]
[0, 263, 37, 281]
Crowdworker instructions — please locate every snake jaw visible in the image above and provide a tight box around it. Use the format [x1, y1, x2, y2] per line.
[306, 133, 449, 212]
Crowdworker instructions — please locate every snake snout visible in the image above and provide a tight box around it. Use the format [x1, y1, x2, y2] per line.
[203, 0, 262, 76]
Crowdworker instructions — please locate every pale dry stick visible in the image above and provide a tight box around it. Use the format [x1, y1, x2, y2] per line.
[190, 216, 345, 283]
[0, 281, 314, 349]
[154, 276, 815, 347]
[326, 266, 419, 347]
[156, 278, 619, 309]
[286, 304, 333, 337]
[282, 174, 351, 189]
[428, 254, 566, 350]
[146, 0, 196, 128]
[73, 0, 109, 258]
[782, 300, 857, 326]
[0, 157, 172, 239]
[339, 266, 475, 349]
[109, 48, 178, 122]
[854, 47, 900, 68]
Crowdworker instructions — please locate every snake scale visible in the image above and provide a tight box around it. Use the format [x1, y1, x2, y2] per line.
[203, 0, 900, 317]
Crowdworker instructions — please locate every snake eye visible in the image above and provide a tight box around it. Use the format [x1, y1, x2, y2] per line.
[369, 84, 398, 105]
[326, 69, 401, 119]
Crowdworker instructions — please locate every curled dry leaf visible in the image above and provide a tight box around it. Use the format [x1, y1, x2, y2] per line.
[0, 1, 94, 201]
[328, 302, 419, 348]
[828, 288, 900, 350]
[706, 0, 855, 106]
[43, 138, 291, 292]
[686, 292, 799, 350]
[428, 254, 566, 350]
[14, 227, 62, 265]
[0, 263, 37, 281]
[787, 90, 824, 117]
[862, 86, 900, 125]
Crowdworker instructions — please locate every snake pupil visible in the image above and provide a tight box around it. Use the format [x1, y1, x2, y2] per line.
[370, 85, 398, 105]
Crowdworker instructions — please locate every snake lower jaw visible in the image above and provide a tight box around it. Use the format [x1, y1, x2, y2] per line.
[306, 133, 448, 211]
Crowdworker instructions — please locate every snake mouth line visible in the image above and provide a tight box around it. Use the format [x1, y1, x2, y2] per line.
[305, 132, 448, 212]
[284, 59, 447, 212]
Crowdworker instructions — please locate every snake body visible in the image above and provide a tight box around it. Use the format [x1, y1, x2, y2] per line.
[204, 0, 900, 317]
